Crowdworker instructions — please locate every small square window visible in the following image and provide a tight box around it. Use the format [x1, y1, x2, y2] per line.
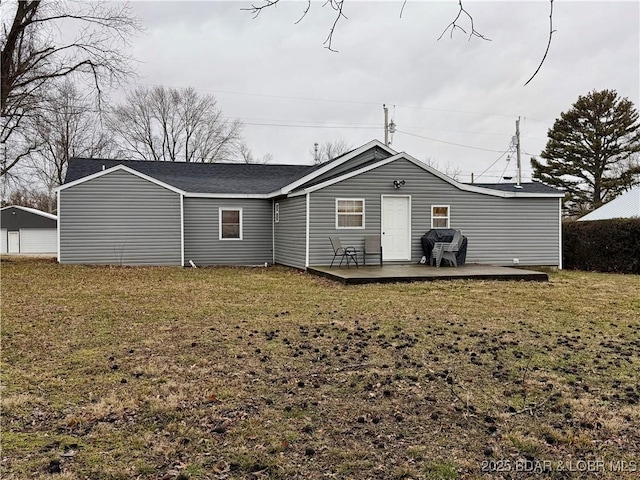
[336, 199, 365, 229]
[431, 205, 450, 229]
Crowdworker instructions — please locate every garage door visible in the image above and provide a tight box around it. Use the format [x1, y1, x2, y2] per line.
[20, 228, 57, 253]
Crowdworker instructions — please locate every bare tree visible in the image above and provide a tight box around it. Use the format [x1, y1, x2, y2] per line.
[423, 156, 462, 181]
[108, 85, 244, 163]
[1, 0, 140, 177]
[26, 79, 114, 194]
[243, 0, 554, 85]
[0, 186, 55, 212]
[238, 143, 273, 164]
[311, 139, 353, 164]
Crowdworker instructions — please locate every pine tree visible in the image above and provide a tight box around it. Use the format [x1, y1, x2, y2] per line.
[532, 89, 640, 216]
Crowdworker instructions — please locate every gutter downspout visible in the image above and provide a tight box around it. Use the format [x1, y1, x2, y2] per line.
[305, 193, 310, 268]
[180, 194, 185, 267]
[56, 190, 61, 263]
[558, 197, 563, 270]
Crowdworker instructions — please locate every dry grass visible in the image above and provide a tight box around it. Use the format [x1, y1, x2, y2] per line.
[1, 257, 639, 479]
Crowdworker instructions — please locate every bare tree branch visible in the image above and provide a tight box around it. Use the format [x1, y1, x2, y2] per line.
[438, 0, 491, 42]
[322, 0, 347, 52]
[1, 1, 140, 177]
[524, 0, 555, 86]
[242, 0, 347, 53]
[24, 80, 115, 190]
[241, 0, 280, 19]
[294, 0, 312, 25]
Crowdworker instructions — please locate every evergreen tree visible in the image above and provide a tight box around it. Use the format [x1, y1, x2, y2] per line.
[532, 90, 640, 216]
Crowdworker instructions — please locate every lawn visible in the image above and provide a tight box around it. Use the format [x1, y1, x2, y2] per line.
[1, 257, 639, 479]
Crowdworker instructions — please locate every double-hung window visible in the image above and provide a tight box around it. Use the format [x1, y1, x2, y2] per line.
[431, 205, 450, 228]
[336, 199, 365, 229]
[220, 208, 242, 240]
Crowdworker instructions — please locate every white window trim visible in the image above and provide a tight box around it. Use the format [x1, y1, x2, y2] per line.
[431, 205, 450, 229]
[335, 198, 365, 230]
[274, 202, 280, 223]
[219, 207, 243, 241]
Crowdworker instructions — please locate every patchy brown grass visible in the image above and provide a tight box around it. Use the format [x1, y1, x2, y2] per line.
[1, 257, 639, 479]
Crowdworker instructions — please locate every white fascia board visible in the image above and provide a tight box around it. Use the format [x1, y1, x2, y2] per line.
[292, 153, 564, 199]
[55, 164, 185, 195]
[1, 205, 58, 220]
[278, 139, 397, 195]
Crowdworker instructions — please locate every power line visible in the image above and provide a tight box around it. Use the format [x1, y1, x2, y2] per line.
[243, 122, 378, 130]
[238, 116, 380, 127]
[136, 82, 553, 122]
[396, 130, 508, 153]
[475, 150, 511, 181]
[394, 103, 515, 119]
[136, 82, 380, 107]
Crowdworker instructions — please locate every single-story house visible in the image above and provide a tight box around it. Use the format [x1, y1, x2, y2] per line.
[578, 187, 640, 221]
[1, 205, 58, 254]
[56, 140, 564, 268]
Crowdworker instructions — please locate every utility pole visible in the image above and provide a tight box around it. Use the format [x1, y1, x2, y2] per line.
[515, 117, 522, 188]
[383, 104, 396, 146]
[383, 104, 389, 145]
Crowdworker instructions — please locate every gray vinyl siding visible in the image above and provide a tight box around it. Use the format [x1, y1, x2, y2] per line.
[274, 195, 307, 268]
[184, 198, 272, 266]
[59, 170, 181, 265]
[308, 159, 560, 266]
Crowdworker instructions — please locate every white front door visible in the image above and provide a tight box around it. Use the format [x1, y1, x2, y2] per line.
[8, 231, 20, 253]
[381, 195, 411, 261]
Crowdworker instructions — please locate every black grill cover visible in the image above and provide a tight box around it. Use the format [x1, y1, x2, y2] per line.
[421, 229, 468, 266]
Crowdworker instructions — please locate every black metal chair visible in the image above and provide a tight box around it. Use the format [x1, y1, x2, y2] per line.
[329, 236, 359, 267]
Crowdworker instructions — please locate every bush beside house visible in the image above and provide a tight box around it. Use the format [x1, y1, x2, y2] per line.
[563, 219, 640, 274]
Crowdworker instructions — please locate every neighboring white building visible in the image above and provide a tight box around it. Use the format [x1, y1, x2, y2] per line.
[578, 187, 640, 221]
[1, 206, 58, 254]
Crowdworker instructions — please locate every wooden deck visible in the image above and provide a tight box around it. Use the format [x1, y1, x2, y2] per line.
[308, 263, 548, 284]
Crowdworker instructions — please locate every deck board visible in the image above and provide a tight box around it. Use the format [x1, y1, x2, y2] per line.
[308, 263, 548, 284]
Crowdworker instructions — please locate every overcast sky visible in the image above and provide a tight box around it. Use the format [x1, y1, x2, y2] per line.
[123, 0, 639, 183]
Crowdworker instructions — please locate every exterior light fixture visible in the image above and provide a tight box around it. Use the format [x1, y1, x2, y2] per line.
[393, 180, 405, 189]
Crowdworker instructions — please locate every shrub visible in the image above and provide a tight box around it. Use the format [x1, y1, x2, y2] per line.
[563, 218, 640, 274]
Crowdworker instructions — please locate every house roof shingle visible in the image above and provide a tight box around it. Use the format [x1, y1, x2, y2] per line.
[65, 158, 316, 194]
[64, 152, 564, 198]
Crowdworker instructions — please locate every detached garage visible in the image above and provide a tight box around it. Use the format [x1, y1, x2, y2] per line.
[1, 206, 58, 254]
